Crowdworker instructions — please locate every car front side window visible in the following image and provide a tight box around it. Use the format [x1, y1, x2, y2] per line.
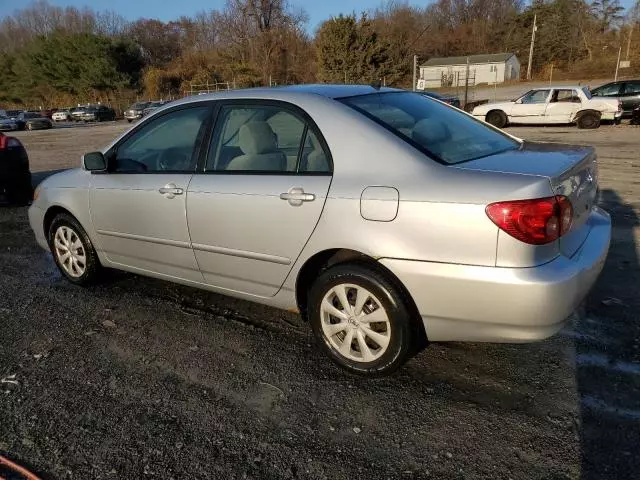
[111, 106, 209, 173]
[593, 83, 621, 97]
[520, 90, 550, 104]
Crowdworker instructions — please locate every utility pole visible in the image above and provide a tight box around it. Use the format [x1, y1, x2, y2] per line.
[413, 55, 418, 91]
[526, 14, 537, 81]
[614, 46, 622, 81]
[464, 56, 470, 109]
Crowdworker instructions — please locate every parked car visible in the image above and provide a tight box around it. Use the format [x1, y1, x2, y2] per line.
[422, 91, 461, 108]
[28, 85, 611, 376]
[52, 109, 73, 121]
[124, 102, 151, 122]
[142, 101, 168, 117]
[81, 105, 116, 122]
[0, 133, 32, 205]
[5, 110, 23, 119]
[591, 79, 640, 117]
[0, 115, 25, 132]
[19, 112, 53, 130]
[472, 86, 622, 129]
[71, 106, 89, 121]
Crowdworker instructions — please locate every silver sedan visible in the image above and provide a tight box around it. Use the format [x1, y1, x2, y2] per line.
[29, 85, 611, 376]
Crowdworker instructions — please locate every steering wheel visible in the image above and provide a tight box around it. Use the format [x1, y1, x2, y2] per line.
[156, 148, 191, 171]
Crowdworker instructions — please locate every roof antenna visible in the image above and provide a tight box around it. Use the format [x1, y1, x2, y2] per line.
[370, 79, 382, 90]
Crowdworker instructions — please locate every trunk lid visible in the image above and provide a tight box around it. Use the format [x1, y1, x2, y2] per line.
[456, 142, 598, 257]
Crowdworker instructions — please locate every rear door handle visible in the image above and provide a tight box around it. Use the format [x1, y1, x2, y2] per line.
[280, 187, 315, 206]
[158, 183, 184, 199]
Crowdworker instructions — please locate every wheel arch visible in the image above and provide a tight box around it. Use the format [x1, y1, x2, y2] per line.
[43, 205, 86, 240]
[574, 109, 602, 121]
[294, 248, 427, 344]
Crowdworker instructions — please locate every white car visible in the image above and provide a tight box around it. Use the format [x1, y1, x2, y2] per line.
[52, 110, 72, 121]
[472, 86, 622, 129]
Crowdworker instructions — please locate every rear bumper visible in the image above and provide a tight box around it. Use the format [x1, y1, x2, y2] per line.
[380, 207, 611, 342]
[601, 111, 623, 121]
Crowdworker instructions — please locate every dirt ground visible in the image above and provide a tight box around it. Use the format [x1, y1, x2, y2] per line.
[1, 121, 639, 479]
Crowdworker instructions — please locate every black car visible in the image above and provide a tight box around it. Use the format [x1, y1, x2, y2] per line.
[0, 133, 32, 205]
[422, 91, 462, 108]
[18, 112, 53, 130]
[81, 105, 116, 122]
[591, 80, 640, 116]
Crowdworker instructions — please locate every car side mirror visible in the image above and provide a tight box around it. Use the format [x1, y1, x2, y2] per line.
[515, 99, 522, 104]
[83, 151, 106, 172]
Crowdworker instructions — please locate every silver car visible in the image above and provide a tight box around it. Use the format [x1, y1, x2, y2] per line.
[28, 85, 611, 376]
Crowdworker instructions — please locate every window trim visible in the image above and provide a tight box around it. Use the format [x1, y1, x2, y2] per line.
[103, 101, 215, 175]
[200, 99, 333, 176]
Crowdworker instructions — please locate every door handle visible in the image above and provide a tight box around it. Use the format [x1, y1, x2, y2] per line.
[158, 183, 184, 199]
[280, 187, 315, 206]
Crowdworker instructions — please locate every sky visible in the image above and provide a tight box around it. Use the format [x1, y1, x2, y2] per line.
[0, 0, 637, 32]
[0, 0, 421, 33]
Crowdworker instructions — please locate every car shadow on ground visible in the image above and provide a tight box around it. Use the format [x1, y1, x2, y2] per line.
[578, 189, 640, 479]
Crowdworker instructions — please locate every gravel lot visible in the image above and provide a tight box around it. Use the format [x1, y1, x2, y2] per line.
[1, 121, 639, 479]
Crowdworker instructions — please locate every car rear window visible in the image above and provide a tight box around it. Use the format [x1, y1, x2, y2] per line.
[340, 91, 519, 165]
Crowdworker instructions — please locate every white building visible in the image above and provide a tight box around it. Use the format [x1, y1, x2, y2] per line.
[418, 53, 520, 89]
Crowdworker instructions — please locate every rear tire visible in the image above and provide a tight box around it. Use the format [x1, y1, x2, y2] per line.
[308, 264, 420, 376]
[577, 112, 601, 129]
[486, 110, 508, 128]
[48, 213, 101, 286]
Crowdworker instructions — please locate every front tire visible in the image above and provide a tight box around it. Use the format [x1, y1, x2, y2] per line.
[486, 110, 508, 128]
[308, 264, 419, 376]
[48, 213, 101, 285]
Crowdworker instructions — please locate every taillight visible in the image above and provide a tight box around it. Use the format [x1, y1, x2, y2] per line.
[0, 134, 22, 150]
[486, 196, 573, 245]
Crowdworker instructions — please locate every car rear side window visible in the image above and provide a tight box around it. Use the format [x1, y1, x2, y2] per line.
[207, 105, 330, 174]
[340, 92, 519, 165]
[624, 82, 640, 95]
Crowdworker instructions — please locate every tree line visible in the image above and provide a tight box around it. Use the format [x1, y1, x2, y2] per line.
[0, 0, 639, 107]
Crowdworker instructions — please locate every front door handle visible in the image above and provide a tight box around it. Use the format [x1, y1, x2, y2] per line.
[158, 183, 184, 199]
[280, 187, 315, 206]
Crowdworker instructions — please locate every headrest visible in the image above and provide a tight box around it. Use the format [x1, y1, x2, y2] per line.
[239, 121, 277, 154]
[412, 118, 450, 145]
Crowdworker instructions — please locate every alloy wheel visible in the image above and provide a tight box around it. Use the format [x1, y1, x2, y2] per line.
[320, 283, 391, 362]
[53, 225, 87, 278]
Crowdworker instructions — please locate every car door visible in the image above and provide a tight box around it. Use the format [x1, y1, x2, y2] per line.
[509, 89, 551, 123]
[90, 103, 212, 281]
[187, 101, 332, 297]
[544, 89, 581, 123]
[620, 81, 640, 115]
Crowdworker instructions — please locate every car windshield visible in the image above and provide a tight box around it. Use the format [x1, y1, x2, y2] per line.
[132, 102, 149, 109]
[340, 92, 519, 165]
[582, 87, 592, 99]
[23, 113, 41, 119]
